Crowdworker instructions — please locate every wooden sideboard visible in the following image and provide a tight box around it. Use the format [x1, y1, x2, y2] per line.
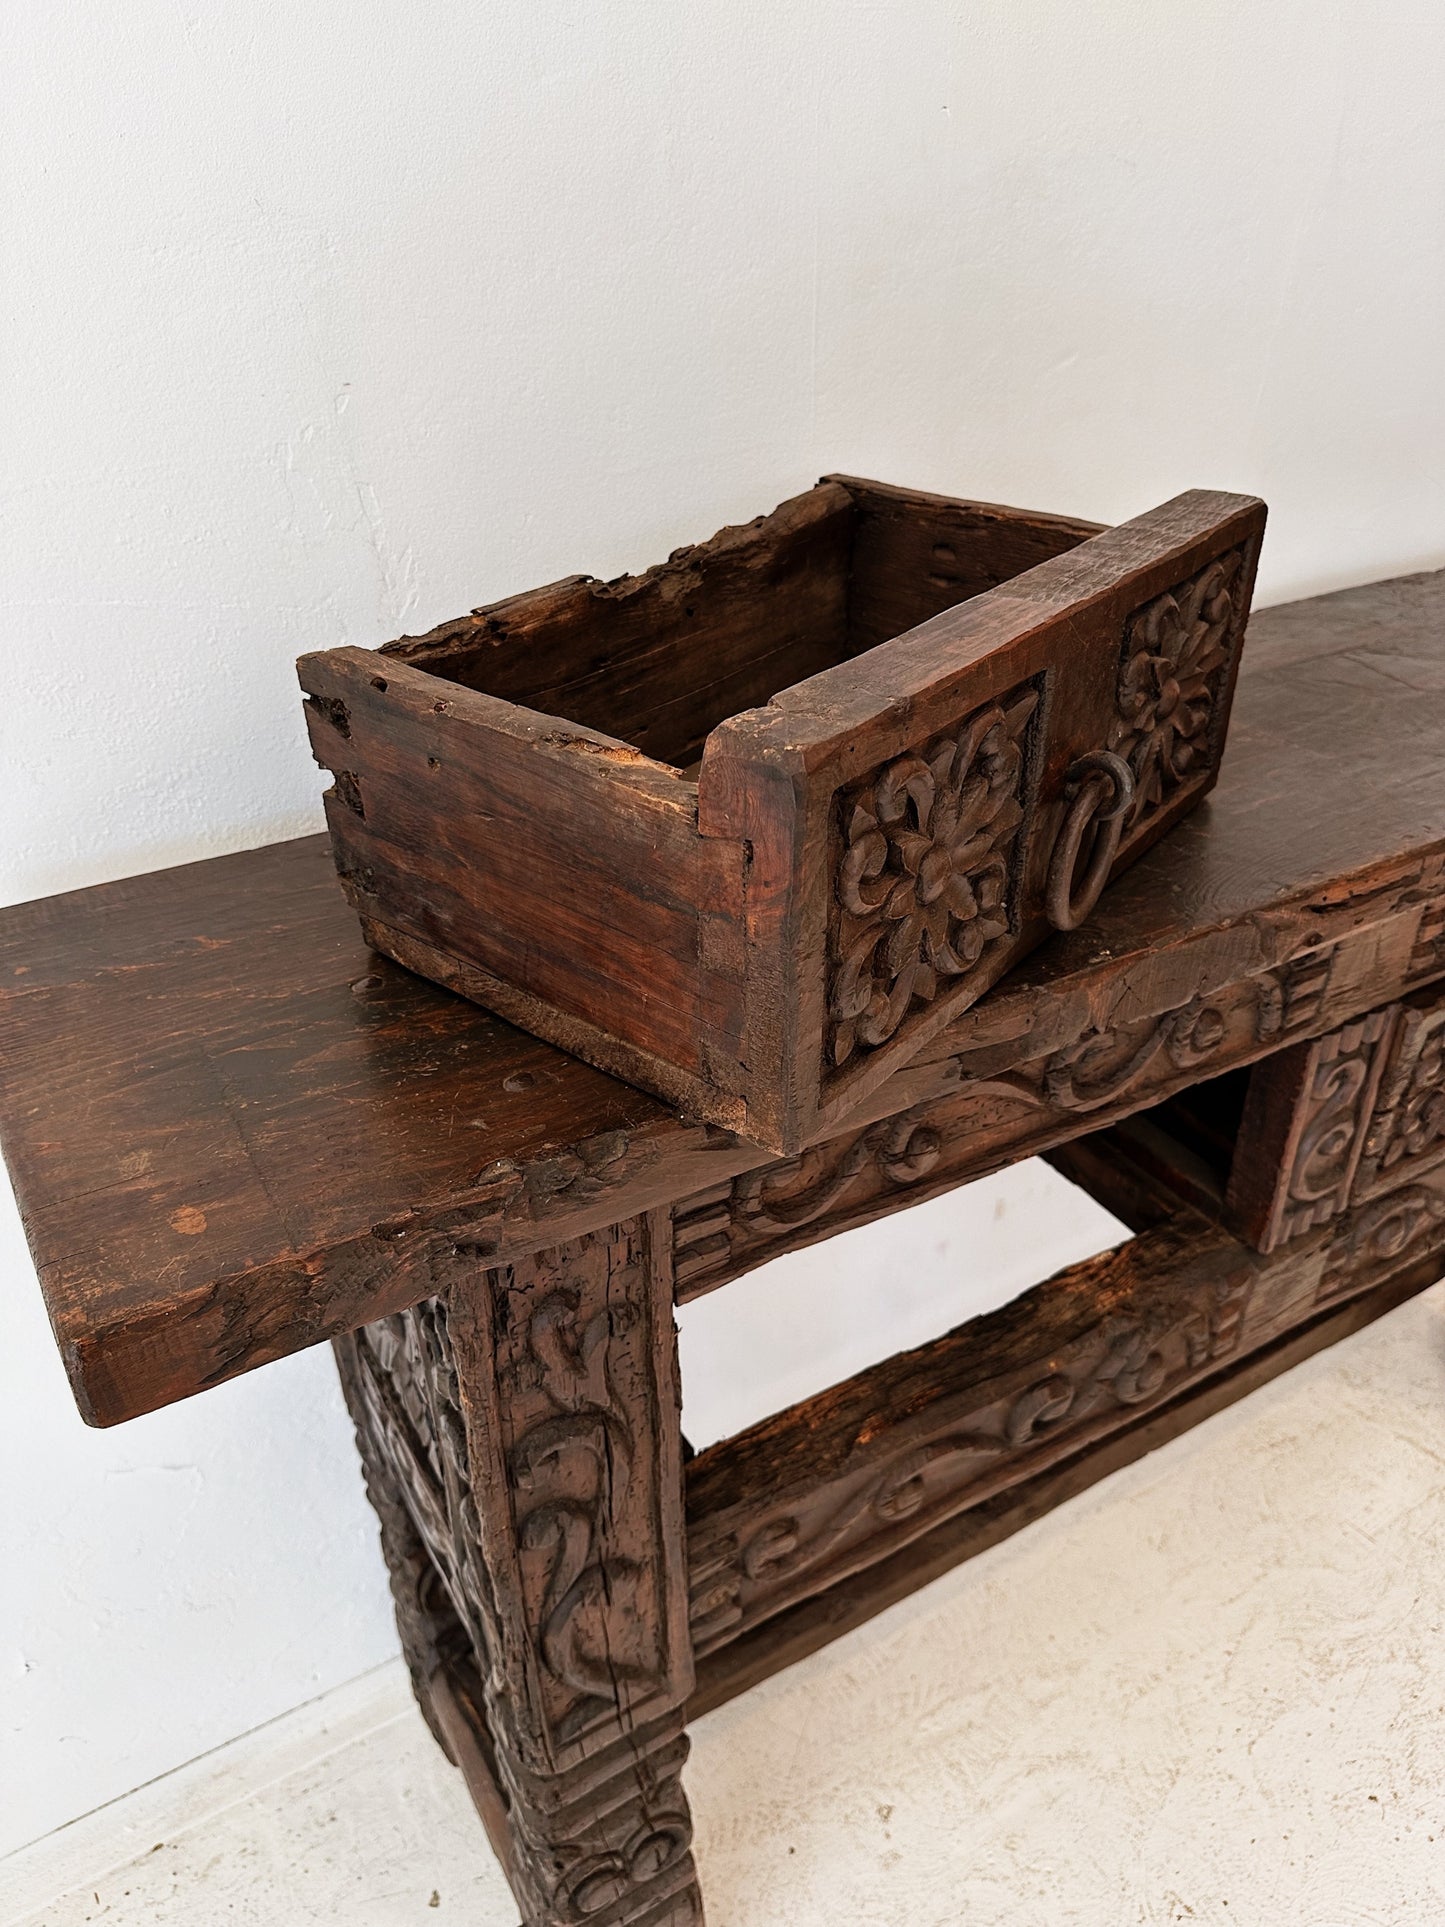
[3, 568, 1443, 1925]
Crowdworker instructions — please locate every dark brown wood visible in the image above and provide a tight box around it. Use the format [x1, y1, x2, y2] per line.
[704, 488, 1264, 1151]
[835, 473, 1107, 653]
[7, 567, 1445, 1925]
[5, 568, 1445, 1426]
[336, 977, 1444, 1918]
[1044, 1119, 1218, 1232]
[670, 962, 1290, 1301]
[684, 1052, 1445, 1667]
[1069, 984, 1445, 1274]
[686, 980, 1445, 1679]
[337, 1216, 701, 1927]
[303, 651, 749, 1116]
[1222, 980, 1445, 1252]
[1352, 983, 1445, 1198]
[687, 1249, 1443, 1720]
[302, 478, 1264, 1152]
[372, 1241, 1442, 1773]
[331, 1091, 1445, 1856]
[1043, 1133, 1185, 1233]
[374, 482, 858, 773]
[1225, 1013, 1396, 1249]
[683, 1210, 1262, 1654]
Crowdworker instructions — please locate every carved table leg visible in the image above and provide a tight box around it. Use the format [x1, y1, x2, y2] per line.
[334, 1329, 470, 1764]
[340, 1210, 702, 1927]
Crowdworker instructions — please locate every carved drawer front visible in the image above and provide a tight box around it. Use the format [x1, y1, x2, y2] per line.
[301, 475, 1264, 1153]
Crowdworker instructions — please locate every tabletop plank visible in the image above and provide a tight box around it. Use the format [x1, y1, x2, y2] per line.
[3, 569, 1443, 1425]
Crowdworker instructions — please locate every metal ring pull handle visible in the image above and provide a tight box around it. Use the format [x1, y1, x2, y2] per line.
[1045, 750, 1136, 933]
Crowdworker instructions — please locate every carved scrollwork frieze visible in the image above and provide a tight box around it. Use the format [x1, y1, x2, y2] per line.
[672, 1113, 945, 1298]
[1319, 1173, 1445, 1307]
[1038, 976, 1285, 1114]
[686, 1259, 1254, 1657]
[674, 967, 1296, 1302]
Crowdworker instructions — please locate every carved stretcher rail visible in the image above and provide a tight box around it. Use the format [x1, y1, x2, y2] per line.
[339, 1104, 1445, 1838]
[681, 974, 1445, 1658]
[686, 1246, 1440, 1723]
[682, 1149, 1445, 1660]
[326, 969, 1445, 1925]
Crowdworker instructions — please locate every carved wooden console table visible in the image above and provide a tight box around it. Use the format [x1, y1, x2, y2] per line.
[3, 569, 1444, 1924]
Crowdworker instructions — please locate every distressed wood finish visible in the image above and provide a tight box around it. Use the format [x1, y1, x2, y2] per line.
[689, 1250, 1441, 1719]
[1225, 1014, 1397, 1249]
[349, 1247, 1441, 1746]
[1224, 979, 1445, 1252]
[3, 570, 1445, 1927]
[686, 1209, 1260, 1653]
[4, 570, 1445, 1426]
[338, 1218, 701, 1927]
[301, 478, 1264, 1152]
[1353, 985, 1445, 1198]
[313, 974, 1445, 1921]
[671, 963, 1295, 1300]
[682, 1125, 1445, 1660]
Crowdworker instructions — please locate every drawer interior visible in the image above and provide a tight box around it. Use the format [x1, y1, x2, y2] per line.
[380, 477, 1103, 771]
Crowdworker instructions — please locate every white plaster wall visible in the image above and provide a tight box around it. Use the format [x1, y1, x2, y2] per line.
[3, 0, 1443, 1859]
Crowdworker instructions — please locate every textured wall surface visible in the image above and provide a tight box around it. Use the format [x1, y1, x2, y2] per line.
[7, 0, 1445, 908]
[4, 0, 1444, 1858]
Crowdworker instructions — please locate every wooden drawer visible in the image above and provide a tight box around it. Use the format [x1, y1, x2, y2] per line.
[299, 475, 1265, 1153]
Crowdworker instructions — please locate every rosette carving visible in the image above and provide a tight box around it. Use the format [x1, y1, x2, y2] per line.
[829, 685, 1038, 1069]
[1111, 549, 1245, 827]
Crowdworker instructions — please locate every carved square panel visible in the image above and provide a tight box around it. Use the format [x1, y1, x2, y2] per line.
[1109, 545, 1249, 838]
[826, 681, 1041, 1075]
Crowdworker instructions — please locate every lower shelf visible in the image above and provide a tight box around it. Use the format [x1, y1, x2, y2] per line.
[689, 1251, 1438, 1717]
[416, 1242, 1440, 1781]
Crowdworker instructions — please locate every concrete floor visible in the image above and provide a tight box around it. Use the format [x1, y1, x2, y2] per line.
[7, 1282, 1445, 1927]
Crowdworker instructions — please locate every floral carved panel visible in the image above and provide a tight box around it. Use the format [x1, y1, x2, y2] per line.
[1110, 547, 1247, 832]
[827, 682, 1039, 1072]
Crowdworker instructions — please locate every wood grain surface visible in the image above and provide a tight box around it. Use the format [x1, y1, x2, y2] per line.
[304, 479, 1262, 1151]
[2, 568, 1444, 1424]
